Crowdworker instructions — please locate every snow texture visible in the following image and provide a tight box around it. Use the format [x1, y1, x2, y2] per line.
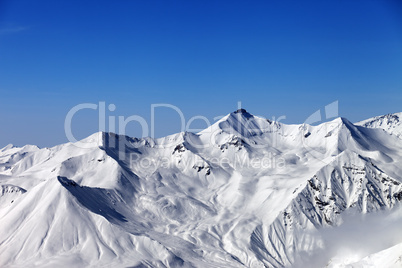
[1, 111, 402, 267]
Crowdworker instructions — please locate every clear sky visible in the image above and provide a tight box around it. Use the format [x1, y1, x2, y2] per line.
[0, 0, 401, 148]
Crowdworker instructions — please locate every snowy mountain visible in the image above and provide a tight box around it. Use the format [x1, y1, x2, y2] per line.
[1, 110, 402, 267]
[356, 112, 402, 139]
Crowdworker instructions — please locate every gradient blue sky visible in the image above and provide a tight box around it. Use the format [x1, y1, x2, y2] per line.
[0, 0, 401, 148]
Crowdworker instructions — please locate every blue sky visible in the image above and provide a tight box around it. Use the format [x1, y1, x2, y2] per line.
[0, 0, 401, 147]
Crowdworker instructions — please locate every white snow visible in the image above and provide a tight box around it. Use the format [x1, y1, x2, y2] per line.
[1, 110, 402, 267]
[356, 112, 402, 139]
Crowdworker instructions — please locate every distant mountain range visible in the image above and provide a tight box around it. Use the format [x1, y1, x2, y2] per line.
[1, 110, 402, 267]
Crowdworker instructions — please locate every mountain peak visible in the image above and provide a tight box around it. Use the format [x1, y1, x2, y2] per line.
[232, 108, 254, 119]
[356, 112, 402, 139]
[0, 144, 14, 152]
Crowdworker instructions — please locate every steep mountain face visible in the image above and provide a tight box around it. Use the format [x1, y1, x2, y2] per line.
[1, 110, 402, 267]
[251, 150, 402, 267]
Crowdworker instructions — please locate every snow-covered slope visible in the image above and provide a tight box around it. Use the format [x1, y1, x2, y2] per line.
[341, 243, 402, 268]
[356, 112, 402, 139]
[1, 109, 402, 267]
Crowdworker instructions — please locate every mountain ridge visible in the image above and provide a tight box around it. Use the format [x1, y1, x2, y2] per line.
[1, 110, 402, 267]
